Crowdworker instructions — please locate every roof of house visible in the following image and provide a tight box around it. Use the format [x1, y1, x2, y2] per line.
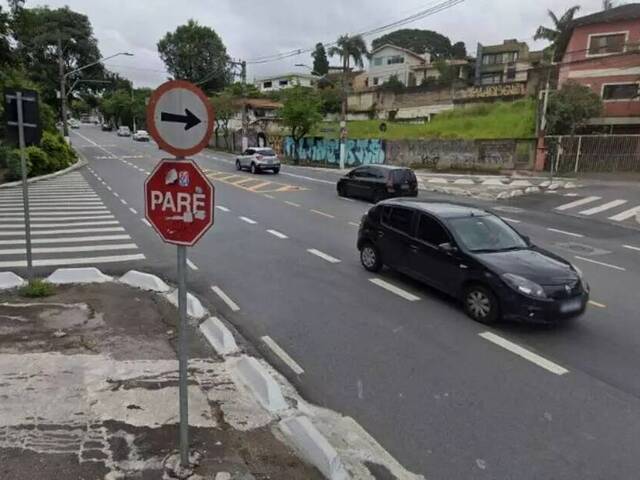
[369, 43, 427, 63]
[235, 98, 283, 109]
[254, 73, 320, 82]
[571, 3, 640, 28]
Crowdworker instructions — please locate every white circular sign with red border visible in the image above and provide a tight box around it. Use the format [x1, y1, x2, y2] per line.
[146, 80, 215, 158]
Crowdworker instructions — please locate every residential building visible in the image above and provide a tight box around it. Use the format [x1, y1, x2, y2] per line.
[367, 44, 429, 87]
[558, 3, 640, 133]
[474, 39, 543, 88]
[228, 98, 283, 131]
[254, 73, 320, 93]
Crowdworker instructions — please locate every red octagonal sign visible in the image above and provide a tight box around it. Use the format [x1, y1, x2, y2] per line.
[145, 159, 215, 246]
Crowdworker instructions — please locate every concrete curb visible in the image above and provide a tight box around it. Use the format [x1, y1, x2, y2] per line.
[119, 270, 171, 293]
[165, 289, 208, 319]
[279, 416, 349, 480]
[232, 355, 288, 412]
[0, 272, 27, 290]
[0, 157, 87, 189]
[46, 267, 112, 285]
[199, 316, 238, 356]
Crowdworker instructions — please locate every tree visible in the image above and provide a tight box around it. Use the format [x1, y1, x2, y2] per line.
[209, 92, 238, 149]
[546, 81, 602, 135]
[280, 86, 322, 164]
[319, 87, 342, 114]
[157, 19, 229, 93]
[379, 75, 405, 93]
[328, 34, 368, 73]
[312, 42, 329, 76]
[534, 6, 581, 61]
[371, 29, 464, 59]
[0, 6, 12, 66]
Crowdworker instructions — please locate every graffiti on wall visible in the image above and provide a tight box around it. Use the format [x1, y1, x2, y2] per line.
[454, 83, 526, 102]
[282, 137, 386, 166]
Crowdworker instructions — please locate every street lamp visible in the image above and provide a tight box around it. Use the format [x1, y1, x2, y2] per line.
[59, 51, 134, 138]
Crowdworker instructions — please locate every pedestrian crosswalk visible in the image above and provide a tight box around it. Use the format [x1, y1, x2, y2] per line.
[554, 194, 640, 225]
[0, 173, 145, 269]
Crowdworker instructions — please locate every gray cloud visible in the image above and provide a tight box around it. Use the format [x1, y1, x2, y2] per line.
[3, 0, 605, 87]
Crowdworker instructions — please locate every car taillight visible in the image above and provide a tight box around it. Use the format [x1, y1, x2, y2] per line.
[256, 155, 263, 160]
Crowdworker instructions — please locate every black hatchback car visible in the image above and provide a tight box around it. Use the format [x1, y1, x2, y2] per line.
[357, 200, 589, 324]
[337, 165, 418, 203]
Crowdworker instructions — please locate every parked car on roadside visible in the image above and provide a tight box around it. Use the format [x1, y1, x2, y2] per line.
[101, 123, 113, 132]
[235, 147, 280, 174]
[357, 199, 589, 324]
[337, 165, 418, 203]
[117, 126, 131, 137]
[132, 130, 150, 142]
[68, 119, 80, 129]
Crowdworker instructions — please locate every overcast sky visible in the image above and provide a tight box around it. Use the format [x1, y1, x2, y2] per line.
[2, 0, 608, 87]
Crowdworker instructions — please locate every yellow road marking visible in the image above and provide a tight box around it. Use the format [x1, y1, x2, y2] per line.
[248, 182, 272, 191]
[205, 170, 307, 195]
[588, 300, 606, 309]
[233, 178, 261, 186]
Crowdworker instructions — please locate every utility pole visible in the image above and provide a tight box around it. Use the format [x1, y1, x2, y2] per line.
[131, 86, 137, 132]
[241, 60, 248, 152]
[58, 35, 69, 140]
[339, 61, 347, 170]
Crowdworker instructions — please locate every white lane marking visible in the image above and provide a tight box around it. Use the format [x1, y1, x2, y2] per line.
[479, 332, 569, 376]
[187, 259, 199, 271]
[120, 199, 128, 205]
[216, 206, 230, 212]
[563, 193, 580, 197]
[555, 196, 601, 211]
[623, 244, 640, 252]
[579, 199, 628, 215]
[3, 216, 115, 224]
[310, 209, 335, 219]
[348, 221, 360, 227]
[0, 194, 99, 200]
[589, 300, 607, 308]
[0, 235, 131, 246]
[285, 201, 301, 207]
[501, 217, 521, 224]
[0, 243, 138, 255]
[211, 286, 240, 312]
[339, 197, 356, 203]
[113, 192, 120, 198]
[0, 253, 145, 268]
[0, 201, 103, 207]
[129, 207, 138, 214]
[106, 186, 113, 191]
[307, 248, 341, 264]
[3, 220, 118, 229]
[263, 194, 275, 199]
[239, 216, 257, 225]
[0, 206, 107, 212]
[142, 218, 152, 227]
[280, 171, 335, 184]
[261, 336, 304, 375]
[1, 210, 109, 217]
[0, 227, 126, 237]
[369, 278, 420, 302]
[574, 255, 626, 271]
[609, 205, 640, 222]
[547, 228, 584, 238]
[267, 229, 288, 239]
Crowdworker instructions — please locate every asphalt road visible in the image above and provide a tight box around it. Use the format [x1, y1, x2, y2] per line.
[12, 125, 640, 479]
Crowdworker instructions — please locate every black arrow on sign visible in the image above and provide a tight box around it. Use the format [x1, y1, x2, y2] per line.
[160, 108, 202, 131]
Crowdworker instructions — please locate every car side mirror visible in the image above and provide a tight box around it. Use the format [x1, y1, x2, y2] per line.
[438, 242, 457, 254]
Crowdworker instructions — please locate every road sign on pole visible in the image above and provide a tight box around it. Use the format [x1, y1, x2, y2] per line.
[146, 80, 215, 158]
[4, 89, 41, 281]
[145, 80, 215, 471]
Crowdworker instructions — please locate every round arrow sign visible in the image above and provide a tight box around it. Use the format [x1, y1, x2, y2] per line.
[146, 80, 215, 158]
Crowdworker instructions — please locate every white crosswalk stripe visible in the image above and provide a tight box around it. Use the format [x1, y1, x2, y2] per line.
[579, 199, 628, 215]
[555, 196, 601, 211]
[609, 205, 640, 222]
[0, 173, 145, 269]
[553, 193, 640, 225]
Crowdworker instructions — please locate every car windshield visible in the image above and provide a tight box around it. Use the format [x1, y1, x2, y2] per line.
[448, 215, 527, 253]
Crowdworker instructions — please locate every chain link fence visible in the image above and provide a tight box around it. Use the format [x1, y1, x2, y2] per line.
[545, 135, 640, 174]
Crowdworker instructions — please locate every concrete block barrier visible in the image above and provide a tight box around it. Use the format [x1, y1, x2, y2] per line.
[233, 356, 287, 412]
[165, 290, 207, 319]
[46, 268, 112, 285]
[0, 272, 27, 290]
[199, 317, 238, 356]
[119, 270, 171, 292]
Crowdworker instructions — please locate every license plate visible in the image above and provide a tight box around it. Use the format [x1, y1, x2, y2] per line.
[401, 184, 410, 190]
[266, 159, 273, 164]
[560, 298, 582, 313]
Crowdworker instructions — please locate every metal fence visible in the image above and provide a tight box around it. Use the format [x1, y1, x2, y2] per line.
[545, 135, 640, 173]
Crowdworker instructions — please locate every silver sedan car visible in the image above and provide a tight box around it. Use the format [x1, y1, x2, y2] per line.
[235, 147, 280, 174]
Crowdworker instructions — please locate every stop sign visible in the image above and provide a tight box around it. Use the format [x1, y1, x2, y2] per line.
[145, 159, 214, 246]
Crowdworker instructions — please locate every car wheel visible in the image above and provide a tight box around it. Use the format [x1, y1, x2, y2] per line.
[360, 243, 382, 273]
[250, 163, 258, 174]
[236, 160, 242, 171]
[463, 284, 499, 324]
[337, 184, 347, 197]
[273, 167, 280, 174]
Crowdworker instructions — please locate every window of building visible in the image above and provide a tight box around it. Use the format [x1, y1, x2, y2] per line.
[387, 55, 404, 65]
[416, 215, 451, 246]
[373, 77, 379, 86]
[279, 79, 289, 87]
[481, 73, 502, 85]
[602, 83, 639, 101]
[263, 81, 272, 89]
[373, 57, 383, 66]
[588, 33, 626, 56]
[506, 66, 516, 81]
[482, 51, 519, 65]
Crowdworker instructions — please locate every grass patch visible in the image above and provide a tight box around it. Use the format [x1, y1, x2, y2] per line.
[312, 99, 536, 140]
[20, 279, 56, 298]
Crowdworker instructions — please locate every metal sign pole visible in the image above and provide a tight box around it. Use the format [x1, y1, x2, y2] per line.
[16, 92, 34, 280]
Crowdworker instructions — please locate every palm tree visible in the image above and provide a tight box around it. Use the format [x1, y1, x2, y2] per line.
[328, 34, 369, 74]
[534, 6, 580, 61]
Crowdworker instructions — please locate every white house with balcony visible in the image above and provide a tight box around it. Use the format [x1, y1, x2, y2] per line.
[254, 73, 320, 93]
[367, 44, 431, 87]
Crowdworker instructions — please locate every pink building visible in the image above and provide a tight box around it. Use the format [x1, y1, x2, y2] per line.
[558, 4, 640, 133]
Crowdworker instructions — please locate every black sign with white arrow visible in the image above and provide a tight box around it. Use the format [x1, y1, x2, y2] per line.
[160, 108, 202, 131]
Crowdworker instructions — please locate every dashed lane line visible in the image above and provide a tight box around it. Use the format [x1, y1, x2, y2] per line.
[267, 229, 288, 239]
[261, 336, 305, 375]
[307, 248, 341, 264]
[129, 207, 138, 214]
[369, 278, 420, 302]
[285, 201, 301, 207]
[589, 300, 607, 308]
[310, 209, 335, 219]
[187, 259, 199, 271]
[547, 228, 584, 238]
[211, 286, 240, 312]
[479, 331, 569, 376]
[142, 218, 152, 227]
[623, 244, 640, 252]
[216, 206, 230, 212]
[239, 216, 257, 225]
[348, 222, 360, 227]
[574, 255, 626, 272]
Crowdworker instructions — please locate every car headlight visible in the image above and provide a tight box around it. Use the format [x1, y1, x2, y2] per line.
[502, 273, 547, 299]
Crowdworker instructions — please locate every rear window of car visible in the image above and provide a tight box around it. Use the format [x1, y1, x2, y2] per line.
[382, 206, 414, 234]
[257, 149, 276, 156]
[391, 169, 416, 183]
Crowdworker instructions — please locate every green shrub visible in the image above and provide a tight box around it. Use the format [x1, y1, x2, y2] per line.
[6, 149, 27, 181]
[41, 132, 76, 171]
[20, 279, 55, 298]
[25, 146, 51, 176]
[0, 144, 10, 169]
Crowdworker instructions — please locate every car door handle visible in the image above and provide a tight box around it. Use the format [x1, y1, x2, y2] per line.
[377, 231, 384, 238]
[409, 244, 419, 253]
